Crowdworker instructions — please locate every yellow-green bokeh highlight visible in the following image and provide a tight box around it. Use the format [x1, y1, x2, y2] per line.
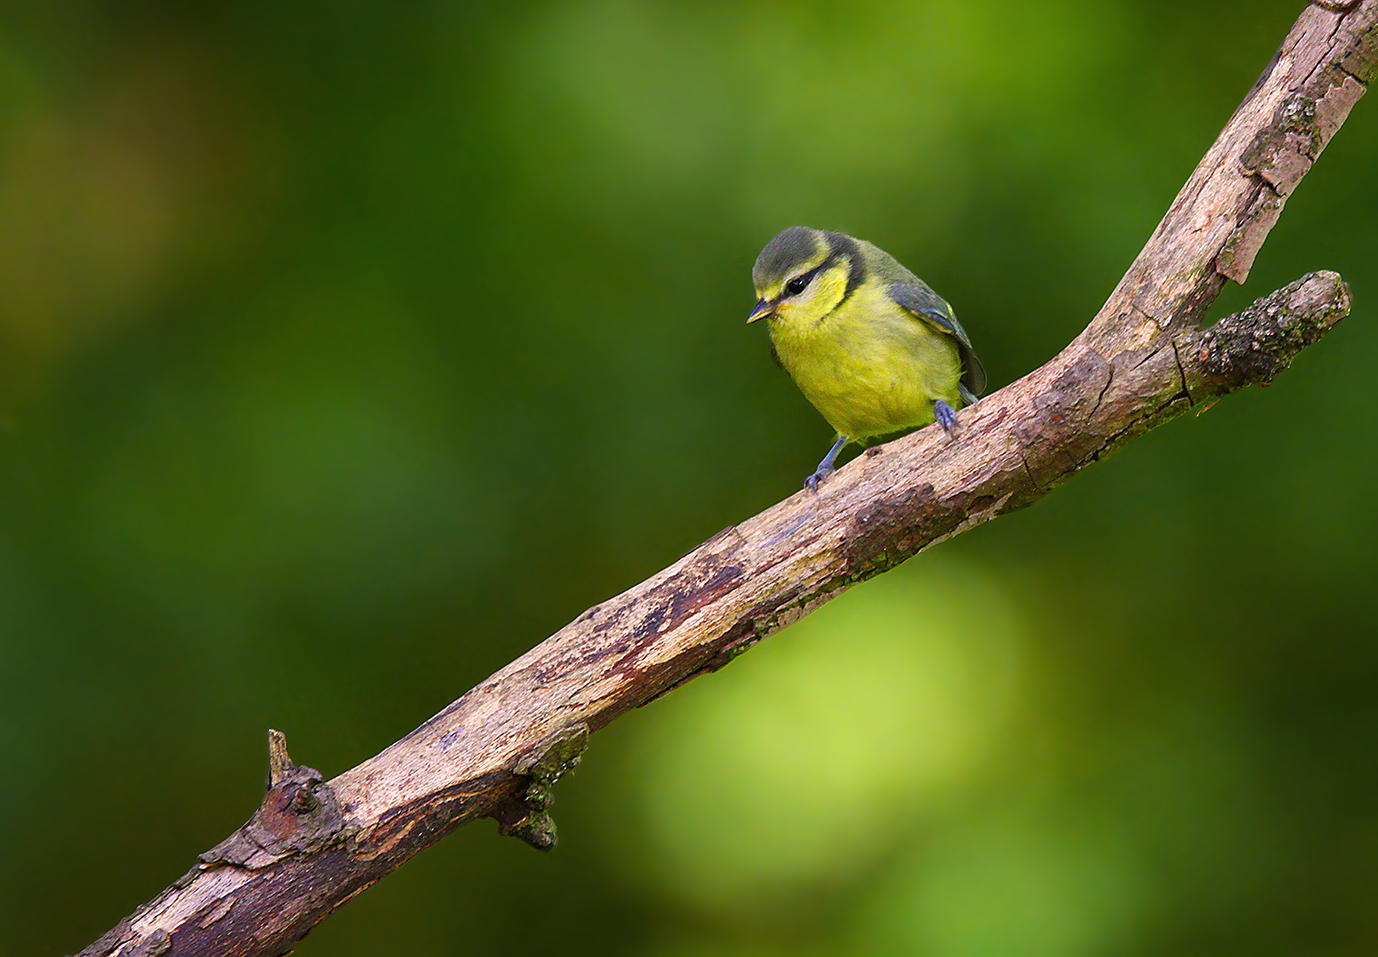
[627, 557, 1023, 909]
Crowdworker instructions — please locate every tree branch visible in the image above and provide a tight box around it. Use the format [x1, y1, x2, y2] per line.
[78, 4, 1375, 956]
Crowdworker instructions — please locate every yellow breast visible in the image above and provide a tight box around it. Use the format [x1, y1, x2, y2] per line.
[769, 284, 963, 442]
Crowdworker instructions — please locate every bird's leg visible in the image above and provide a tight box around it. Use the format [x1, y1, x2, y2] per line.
[806, 434, 849, 491]
[934, 399, 959, 436]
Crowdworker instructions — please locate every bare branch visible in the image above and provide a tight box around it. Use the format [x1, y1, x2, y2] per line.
[78, 4, 1375, 956]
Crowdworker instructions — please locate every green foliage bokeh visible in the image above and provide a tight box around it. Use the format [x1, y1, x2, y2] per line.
[2, 1, 1376, 954]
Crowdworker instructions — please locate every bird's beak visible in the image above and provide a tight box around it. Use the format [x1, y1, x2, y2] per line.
[747, 298, 776, 323]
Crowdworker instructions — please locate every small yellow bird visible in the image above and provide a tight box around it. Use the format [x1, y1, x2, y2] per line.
[749, 226, 986, 489]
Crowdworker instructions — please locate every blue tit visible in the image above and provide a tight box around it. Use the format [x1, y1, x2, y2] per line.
[749, 226, 986, 489]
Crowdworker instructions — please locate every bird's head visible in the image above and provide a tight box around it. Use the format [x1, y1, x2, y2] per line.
[748, 226, 863, 326]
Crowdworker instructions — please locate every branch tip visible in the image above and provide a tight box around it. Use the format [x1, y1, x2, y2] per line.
[267, 728, 294, 789]
[1196, 270, 1350, 386]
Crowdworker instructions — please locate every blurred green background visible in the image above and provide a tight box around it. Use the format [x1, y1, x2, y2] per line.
[2, 1, 1375, 954]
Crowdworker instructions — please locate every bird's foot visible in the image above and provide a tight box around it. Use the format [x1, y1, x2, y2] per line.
[934, 399, 959, 436]
[805, 434, 849, 491]
[805, 464, 835, 492]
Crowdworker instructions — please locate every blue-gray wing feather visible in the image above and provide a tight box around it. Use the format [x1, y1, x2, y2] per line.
[888, 279, 987, 398]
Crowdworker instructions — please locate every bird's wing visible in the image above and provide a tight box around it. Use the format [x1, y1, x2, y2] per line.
[889, 279, 988, 398]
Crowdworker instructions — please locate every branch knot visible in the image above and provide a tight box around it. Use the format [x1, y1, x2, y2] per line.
[492, 723, 590, 851]
[197, 730, 345, 870]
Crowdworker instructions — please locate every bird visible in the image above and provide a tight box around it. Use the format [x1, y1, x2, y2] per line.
[748, 226, 986, 490]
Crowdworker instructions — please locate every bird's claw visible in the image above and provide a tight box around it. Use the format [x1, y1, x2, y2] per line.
[805, 465, 834, 491]
[934, 399, 958, 436]
[805, 434, 848, 492]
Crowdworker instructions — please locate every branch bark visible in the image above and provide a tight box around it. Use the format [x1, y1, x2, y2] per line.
[79, 4, 1375, 956]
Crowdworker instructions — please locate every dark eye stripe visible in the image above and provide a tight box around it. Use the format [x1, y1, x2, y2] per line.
[826, 232, 866, 303]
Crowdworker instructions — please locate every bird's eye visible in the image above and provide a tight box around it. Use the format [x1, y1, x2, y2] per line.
[785, 273, 812, 296]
